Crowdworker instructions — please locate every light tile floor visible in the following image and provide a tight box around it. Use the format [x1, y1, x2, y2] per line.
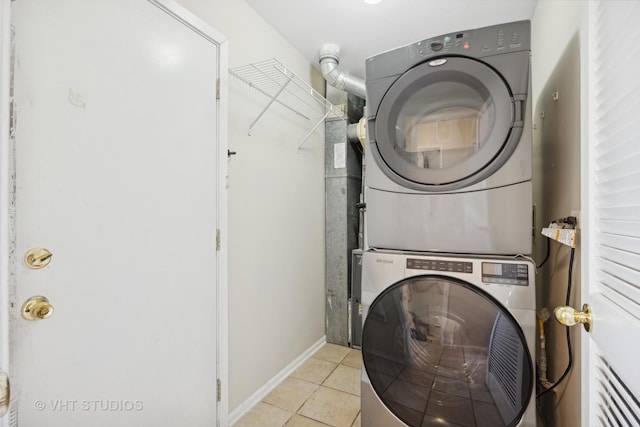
[235, 343, 361, 427]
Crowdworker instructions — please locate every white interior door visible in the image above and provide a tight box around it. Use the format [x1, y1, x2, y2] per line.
[7, 1, 226, 426]
[581, 1, 640, 425]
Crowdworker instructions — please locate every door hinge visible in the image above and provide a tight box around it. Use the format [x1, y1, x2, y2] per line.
[216, 78, 220, 100]
[216, 379, 221, 402]
[216, 229, 220, 251]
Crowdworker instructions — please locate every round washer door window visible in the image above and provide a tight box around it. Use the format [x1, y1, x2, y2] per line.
[373, 57, 522, 192]
[362, 275, 533, 427]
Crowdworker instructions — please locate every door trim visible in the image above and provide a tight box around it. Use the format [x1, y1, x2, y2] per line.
[580, 4, 591, 425]
[0, 0, 12, 425]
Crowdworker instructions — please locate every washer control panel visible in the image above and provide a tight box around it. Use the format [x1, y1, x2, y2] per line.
[406, 258, 473, 274]
[481, 262, 529, 286]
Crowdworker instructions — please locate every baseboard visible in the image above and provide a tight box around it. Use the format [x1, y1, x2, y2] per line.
[228, 335, 326, 426]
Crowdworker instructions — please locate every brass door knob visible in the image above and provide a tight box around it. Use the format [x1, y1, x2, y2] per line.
[554, 304, 592, 332]
[21, 296, 54, 321]
[25, 247, 53, 269]
[0, 371, 8, 417]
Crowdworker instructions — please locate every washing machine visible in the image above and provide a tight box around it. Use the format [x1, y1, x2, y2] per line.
[365, 20, 532, 255]
[361, 249, 536, 427]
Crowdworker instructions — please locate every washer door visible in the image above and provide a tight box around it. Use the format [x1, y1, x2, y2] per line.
[362, 275, 533, 427]
[371, 57, 525, 192]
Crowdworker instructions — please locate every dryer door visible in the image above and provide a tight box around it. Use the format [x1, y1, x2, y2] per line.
[362, 275, 533, 427]
[371, 57, 524, 192]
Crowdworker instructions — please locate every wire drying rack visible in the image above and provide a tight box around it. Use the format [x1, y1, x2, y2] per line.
[229, 58, 343, 149]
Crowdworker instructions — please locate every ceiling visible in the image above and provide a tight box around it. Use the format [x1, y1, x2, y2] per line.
[244, 0, 538, 78]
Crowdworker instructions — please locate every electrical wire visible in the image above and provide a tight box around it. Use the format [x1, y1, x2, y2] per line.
[537, 237, 551, 269]
[537, 246, 576, 398]
[538, 215, 576, 269]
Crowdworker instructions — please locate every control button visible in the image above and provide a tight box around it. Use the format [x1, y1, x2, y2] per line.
[431, 41, 444, 51]
[463, 42, 470, 50]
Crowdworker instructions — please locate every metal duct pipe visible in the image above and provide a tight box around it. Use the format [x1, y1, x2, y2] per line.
[319, 44, 366, 99]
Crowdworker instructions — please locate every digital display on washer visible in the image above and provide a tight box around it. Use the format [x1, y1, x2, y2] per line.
[482, 262, 529, 286]
[407, 258, 473, 273]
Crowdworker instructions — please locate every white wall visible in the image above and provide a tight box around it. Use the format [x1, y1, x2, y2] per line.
[531, 1, 583, 426]
[532, 2, 582, 103]
[176, 0, 326, 415]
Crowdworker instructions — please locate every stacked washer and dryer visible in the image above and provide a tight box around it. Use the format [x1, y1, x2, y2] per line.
[361, 21, 537, 427]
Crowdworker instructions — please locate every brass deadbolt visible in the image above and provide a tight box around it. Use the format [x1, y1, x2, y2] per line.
[21, 296, 54, 321]
[25, 248, 53, 269]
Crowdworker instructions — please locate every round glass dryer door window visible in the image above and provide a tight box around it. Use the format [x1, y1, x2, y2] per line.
[362, 276, 533, 427]
[373, 57, 522, 191]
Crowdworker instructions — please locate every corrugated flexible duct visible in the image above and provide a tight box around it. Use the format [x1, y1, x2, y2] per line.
[319, 44, 366, 100]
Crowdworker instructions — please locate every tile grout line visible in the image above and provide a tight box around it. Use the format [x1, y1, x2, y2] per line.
[294, 350, 360, 426]
[241, 346, 362, 427]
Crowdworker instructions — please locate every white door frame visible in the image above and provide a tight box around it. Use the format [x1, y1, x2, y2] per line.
[0, 1, 229, 425]
[579, 3, 590, 424]
[0, 0, 13, 424]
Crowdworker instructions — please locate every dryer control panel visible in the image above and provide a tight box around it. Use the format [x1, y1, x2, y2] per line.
[481, 262, 529, 286]
[410, 32, 473, 58]
[405, 20, 531, 62]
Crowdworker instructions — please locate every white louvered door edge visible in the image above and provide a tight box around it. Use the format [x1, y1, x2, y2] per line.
[582, 1, 640, 426]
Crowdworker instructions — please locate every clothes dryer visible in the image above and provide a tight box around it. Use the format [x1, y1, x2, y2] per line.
[365, 20, 532, 255]
[361, 249, 537, 427]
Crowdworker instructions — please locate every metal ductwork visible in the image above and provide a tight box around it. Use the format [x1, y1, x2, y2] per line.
[319, 44, 366, 99]
[324, 89, 364, 348]
[322, 44, 366, 348]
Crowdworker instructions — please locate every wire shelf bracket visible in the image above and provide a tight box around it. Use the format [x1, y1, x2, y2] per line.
[229, 58, 343, 149]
